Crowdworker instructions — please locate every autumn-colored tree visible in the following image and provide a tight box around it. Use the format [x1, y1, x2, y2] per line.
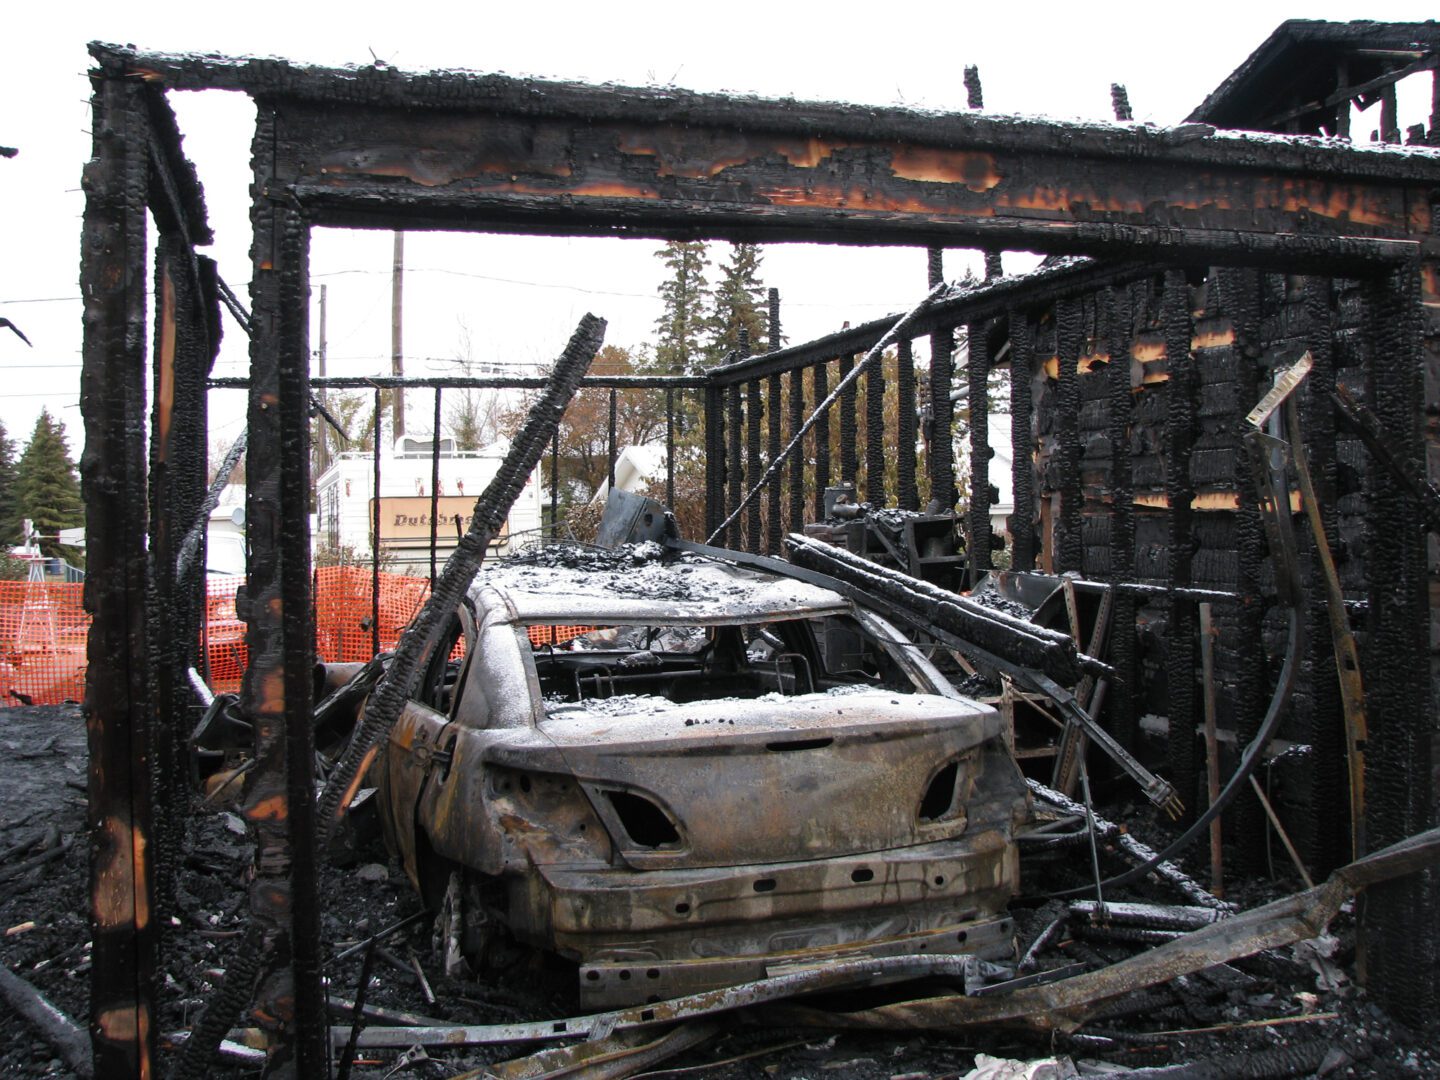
[506, 344, 671, 510]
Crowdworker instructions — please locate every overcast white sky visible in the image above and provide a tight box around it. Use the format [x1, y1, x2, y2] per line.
[3, 1, 1438, 454]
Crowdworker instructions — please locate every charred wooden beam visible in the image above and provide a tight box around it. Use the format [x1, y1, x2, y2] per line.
[90, 46, 1435, 262]
[81, 72, 157, 1080]
[966, 320, 992, 576]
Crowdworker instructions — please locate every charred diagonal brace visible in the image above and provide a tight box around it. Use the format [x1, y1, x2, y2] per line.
[316, 314, 605, 837]
[1332, 383, 1440, 536]
[175, 428, 248, 584]
[777, 535, 1182, 815]
[706, 283, 950, 545]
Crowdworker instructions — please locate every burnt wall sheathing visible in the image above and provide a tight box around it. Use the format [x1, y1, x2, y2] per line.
[1032, 270, 1357, 868]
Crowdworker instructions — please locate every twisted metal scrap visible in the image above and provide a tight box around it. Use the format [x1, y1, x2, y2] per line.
[316, 314, 606, 837]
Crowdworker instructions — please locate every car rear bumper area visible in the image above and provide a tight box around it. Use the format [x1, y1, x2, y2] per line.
[516, 833, 1018, 1008]
[577, 913, 1015, 1008]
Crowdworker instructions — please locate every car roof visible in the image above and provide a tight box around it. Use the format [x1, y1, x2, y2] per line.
[471, 543, 852, 625]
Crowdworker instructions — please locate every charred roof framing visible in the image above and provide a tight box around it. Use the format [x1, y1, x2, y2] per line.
[81, 32, 1440, 1078]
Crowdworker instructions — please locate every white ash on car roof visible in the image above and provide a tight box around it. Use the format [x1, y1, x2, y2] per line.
[474, 541, 848, 621]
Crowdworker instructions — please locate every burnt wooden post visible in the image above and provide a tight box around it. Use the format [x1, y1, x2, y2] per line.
[1054, 296, 1083, 573]
[1221, 266, 1270, 874]
[929, 251, 956, 510]
[665, 387, 676, 511]
[897, 338, 919, 512]
[766, 374, 783, 554]
[1009, 311, 1036, 570]
[967, 321, 992, 577]
[1161, 270, 1199, 824]
[1360, 263, 1437, 1025]
[1103, 287, 1139, 750]
[838, 353, 858, 488]
[726, 385, 743, 548]
[703, 385, 724, 540]
[746, 379, 763, 552]
[1299, 276, 1348, 873]
[865, 338, 886, 507]
[81, 71, 158, 1080]
[241, 106, 327, 1074]
[812, 361, 830, 519]
[787, 368, 805, 533]
[149, 235, 217, 920]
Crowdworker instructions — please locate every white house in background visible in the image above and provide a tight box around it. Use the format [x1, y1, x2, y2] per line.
[314, 436, 544, 576]
[591, 443, 667, 503]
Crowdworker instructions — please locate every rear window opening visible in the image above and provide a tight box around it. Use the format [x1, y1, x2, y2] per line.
[530, 613, 922, 711]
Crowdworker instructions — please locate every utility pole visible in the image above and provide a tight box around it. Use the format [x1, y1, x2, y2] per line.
[391, 230, 405, 441]
[316, 283, 329, 474]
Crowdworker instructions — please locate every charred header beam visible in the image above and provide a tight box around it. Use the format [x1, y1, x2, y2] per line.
[92, 44, 1439, 260]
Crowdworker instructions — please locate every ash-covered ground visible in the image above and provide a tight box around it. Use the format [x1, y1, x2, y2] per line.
[2, 704, 1436, 1078]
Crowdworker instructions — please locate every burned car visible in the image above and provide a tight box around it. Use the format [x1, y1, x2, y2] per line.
[362, 541, 1030, 1007]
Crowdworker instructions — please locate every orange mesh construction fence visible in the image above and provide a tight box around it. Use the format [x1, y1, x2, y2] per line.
[0, 569, 442, 705]
[0, 580, 89, 706]
[0, 571, 601, 706]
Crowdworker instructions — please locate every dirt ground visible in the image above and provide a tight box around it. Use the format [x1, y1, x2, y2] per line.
[1, 704, 1437, 1079]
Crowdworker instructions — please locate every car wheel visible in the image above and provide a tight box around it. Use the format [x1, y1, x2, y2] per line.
[433, 869, 511, 978]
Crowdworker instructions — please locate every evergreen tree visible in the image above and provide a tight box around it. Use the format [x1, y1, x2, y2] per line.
[705, 243, 768, 364]
[653, 241, 710, 374]
[14, 410, 82, 561]
[0, 418, 18, 545]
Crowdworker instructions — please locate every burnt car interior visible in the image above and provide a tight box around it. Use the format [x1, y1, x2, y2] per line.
[527, 613, 920, 705]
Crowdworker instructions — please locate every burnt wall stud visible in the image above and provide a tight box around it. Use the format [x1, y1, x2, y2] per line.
[746, 379, 763, 553]
[703, 386, 724, 540]
[1360, 264, 1437, 1025]
[727, 385, 743, 548]
[1055, 296, 1084, 573]
[1009, 311, 1036, 570]
[1104, 286, 1138, 750]
[767, 373, 783, 554]
[929, 251, 957, 511]
[241, 120, 327, 1072]
[839, 353, 858, 487]
[787, 368, 805, 534]
[1221, 266, 1270, 875]
[865, 337, 887, 507]
[81, 71, 158, 1080]
[897, 338, 919, 512]
[812, 361, 830, 520]
[1161, 270, 1199, 825]
[1300, 276, 1348, 873]
[967, 321, 992, 577]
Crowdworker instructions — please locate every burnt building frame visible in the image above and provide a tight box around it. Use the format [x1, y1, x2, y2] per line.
[81, 40, 1440, 1077]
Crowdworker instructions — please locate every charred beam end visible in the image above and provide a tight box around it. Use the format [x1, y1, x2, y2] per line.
[316, 314, 606, 838]
[784, 533, 1081, 685]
